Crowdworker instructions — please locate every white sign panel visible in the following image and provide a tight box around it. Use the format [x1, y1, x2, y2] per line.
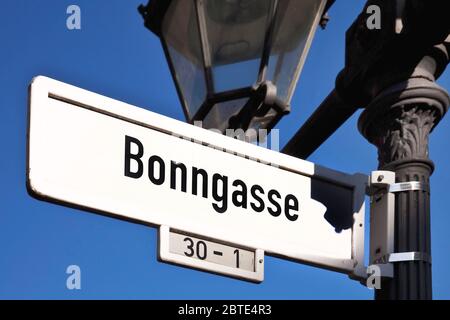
[27, 76, 367, 281]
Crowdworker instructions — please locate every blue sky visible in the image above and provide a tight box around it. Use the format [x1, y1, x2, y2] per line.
[0, 0, 449, 299]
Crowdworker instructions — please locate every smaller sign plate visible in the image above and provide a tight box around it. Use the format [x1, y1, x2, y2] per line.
[159, 226, 264, 282]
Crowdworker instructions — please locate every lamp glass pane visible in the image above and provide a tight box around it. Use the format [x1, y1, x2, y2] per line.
[203, 98, 249, 131]
[267, 0, 325, 103]
[162, 0, 206, 119]
[203, 0, 273, 92]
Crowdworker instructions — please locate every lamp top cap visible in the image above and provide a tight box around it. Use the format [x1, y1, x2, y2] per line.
[138, 0, 337, 37]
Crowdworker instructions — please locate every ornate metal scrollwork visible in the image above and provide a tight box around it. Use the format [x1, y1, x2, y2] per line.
[374, 105, 437, 167]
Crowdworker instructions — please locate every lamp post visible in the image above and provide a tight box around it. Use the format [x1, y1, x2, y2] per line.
[138, 0, 333, 135]
[358, 43, 449, 299]
[282, 0, 449, 300]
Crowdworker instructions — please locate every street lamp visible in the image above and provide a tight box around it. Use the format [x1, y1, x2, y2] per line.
[139, 0, 330, 134]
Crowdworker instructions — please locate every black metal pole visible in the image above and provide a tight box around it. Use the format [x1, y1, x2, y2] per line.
[358, 47, 449, 299]
[279, 0, 450, 299]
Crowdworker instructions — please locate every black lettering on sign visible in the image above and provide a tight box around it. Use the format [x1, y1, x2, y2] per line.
[285, 194, 299, 222]
[268, 189, 282, 217]
[250, 185, 265, 213]
[123, 135, 304, 222]
[212, 173, 228, 214]
[231, 179, 248, 209]
[124, 136, 143, 179]
[148, 155, 165, 185]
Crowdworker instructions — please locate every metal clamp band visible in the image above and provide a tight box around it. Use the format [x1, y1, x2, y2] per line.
[388, 182, 429, 193]
[375, 252, 432, 265]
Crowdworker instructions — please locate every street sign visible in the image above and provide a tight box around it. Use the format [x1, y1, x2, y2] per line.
[159, 226, 264, 282]
[27, 76, 367, 282]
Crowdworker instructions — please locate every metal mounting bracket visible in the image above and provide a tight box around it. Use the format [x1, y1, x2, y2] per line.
[374, 251, 432, 265]
[388, 181, 429, 193]
[365, 172, 432, 282]
[366, 171, 396, 279]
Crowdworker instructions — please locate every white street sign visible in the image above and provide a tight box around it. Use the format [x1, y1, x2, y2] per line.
[27, 76, 367, 282]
